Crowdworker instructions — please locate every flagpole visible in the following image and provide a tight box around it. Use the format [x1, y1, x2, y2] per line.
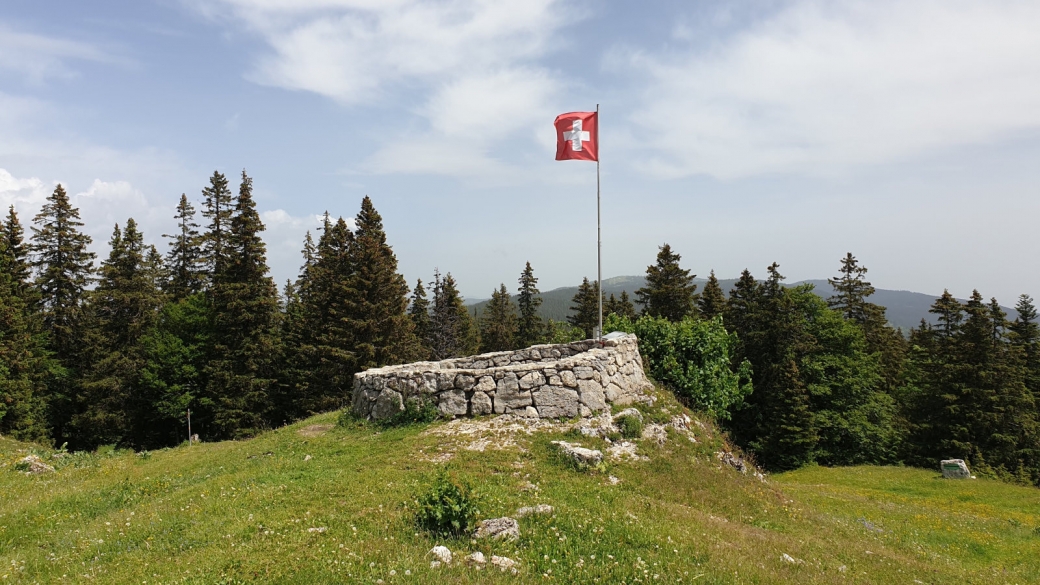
[596, 103, 602, 341]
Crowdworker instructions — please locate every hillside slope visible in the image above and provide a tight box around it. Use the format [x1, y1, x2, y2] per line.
[2, 388, 1038, 584]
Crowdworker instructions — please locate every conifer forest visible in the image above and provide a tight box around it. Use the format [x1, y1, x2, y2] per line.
[2, 171, 1039, 487]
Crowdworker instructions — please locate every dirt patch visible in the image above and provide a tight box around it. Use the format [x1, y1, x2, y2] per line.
[298, 424, 334, 438]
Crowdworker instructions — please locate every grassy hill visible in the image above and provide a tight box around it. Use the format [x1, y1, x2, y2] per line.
[3, 385, 1038, 584]
[468, 276, 1018, 332]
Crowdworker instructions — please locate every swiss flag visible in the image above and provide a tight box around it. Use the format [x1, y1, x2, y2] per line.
[555, 111, 598, 161]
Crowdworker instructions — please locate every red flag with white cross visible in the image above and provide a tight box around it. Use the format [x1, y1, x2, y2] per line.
[554, 111, 598, 161]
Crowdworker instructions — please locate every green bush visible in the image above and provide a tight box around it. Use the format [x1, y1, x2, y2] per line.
[414, 470, 480, 537]
[337, 397, 440, 429]
[615, 414, 643, 439]
[605, 313, 752, 421]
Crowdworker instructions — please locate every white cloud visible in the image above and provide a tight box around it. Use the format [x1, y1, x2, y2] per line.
[0, 25, 114, 84]
[626, 0, 1040, 179]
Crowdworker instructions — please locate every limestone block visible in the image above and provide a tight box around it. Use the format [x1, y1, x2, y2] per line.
[437, 372, 456, 391]
[519, 371, 545, 390]
[494, 373, 532, 413]
[474, 517, 520, 541]
[471, 391, 493, 416]
[530, 349, 541, 360]
[604, 382, 624, 403]
[941, 459, 971, 479]
[560, 370, 577, 387]
[373, 388, 404, 419]
[454, 374, 476, 391]
[533, 386, 580, 418]
[493, 356, 510, 366]
[574, 366, 595, 379]
[548, 375, 562, 386]
[607, 364, 618, 376]
[577, 379, 607, 412]
[438, 389, 468, 417]
[475, 375, 496, 393]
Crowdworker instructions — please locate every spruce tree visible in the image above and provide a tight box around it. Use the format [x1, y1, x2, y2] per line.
[200, 171, 234, 279]
[480, 284, 518, 352]
[164, 194, 204, 299]
[698, 270, 726, 320]
[409, 279, 433, 359]
[568, 277, 600, 339]
[604, 291, 637, 321]
[430, 271, 478, 359]
[0, 228, 51, 442]
[30, 184, 96, 442]
[74, 219, 165, 448]
[204, 171, 280, 439]
[1010, 294, 1040, 403]
[2, 206, 33, 297]
[636, 243, 698, 321]
[344, 196, 418, 370]
[516, 262, 543, 347]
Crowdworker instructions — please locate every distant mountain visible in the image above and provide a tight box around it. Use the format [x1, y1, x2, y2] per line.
[466, 275, 1018, 332]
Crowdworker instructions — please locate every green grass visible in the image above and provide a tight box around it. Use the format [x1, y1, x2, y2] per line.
[2, 389, 1038, 584]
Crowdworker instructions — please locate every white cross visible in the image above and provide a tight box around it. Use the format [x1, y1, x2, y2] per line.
[562, 119, 590, 151]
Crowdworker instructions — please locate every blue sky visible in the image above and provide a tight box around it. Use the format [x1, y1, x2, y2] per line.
[2, 0, 1039, 304]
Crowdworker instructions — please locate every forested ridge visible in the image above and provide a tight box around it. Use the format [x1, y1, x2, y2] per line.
[1, 173, 1038, 486]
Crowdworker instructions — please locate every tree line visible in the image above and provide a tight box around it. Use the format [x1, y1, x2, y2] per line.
[2, 177, 1038, 486]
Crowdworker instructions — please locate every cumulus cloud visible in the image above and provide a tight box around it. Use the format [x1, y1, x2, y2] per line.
[624, 0, 1040, 179]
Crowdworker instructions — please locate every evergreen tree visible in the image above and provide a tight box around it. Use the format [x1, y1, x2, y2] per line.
[636, 243, 698, 321]
[2, 206, 33, 297]
[604, 290, 637, 321]
[0, 227, 51, 442]
[1010, 294, 1040, 402]
[430, 271, 478, 359]
[568, 277, 601, 339]
[343, 196, 418, 370]
[200, 171, 233, 278]
[163, 194, 204, 299]
[409, 279, 433, 360]
[74, 219, 165, 448]
[29, 184, 96, 442]
[479, 284, 518, 352]
[698, 270, 726, 320]
[516, 262, 543, 347]
[203, 171, 280, 439]
[724, 269, 760, 340]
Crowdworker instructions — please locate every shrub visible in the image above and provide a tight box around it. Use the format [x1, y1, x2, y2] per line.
[414, 470, 480, 537]
[380, 398, 439, 428]
[615, 414, 643, 439]
[605, 313, 753, 421]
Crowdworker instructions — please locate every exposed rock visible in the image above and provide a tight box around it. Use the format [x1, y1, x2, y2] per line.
[438, 389, 469, 417]
[17, 454, 55, 474]
[578, 413, 618, 438]
[470, 391, 493, 416]
[465, 551, 487, 566]
[516, 504, 554, 517]
[372, 388, 403, 419]
[577, 380, 607, 412]
[473, 517, 520, 541]
[490, 555, 518, 572]
[716, 451, 748, 474]
[642, 424, 668, 446]
[429, 546, 452, 564]
[532, 386, 579, 418]
[552, 440, 603, 467]
[669, 413, 691, 431]
[613, 408, 643, 422]
[607, 441, 647, 462]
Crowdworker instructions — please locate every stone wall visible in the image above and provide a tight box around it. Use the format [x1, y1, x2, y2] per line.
[352, 334, 653, 420]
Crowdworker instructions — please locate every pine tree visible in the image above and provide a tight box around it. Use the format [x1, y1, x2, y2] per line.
[636, 243, 698, 321]
[1010, 294, 1040, 403]
[344, 196, 418, 370]
[568, 277, 600, 339]
[163, 194, 204, 299]
[604, 291, 637, 321]
[698, 270, 726, 320]
[29, 184, 96, 442]
[409, 279, 433, 360]
[74, 219, 165, 448]
[430, 271, 478, 359]
[724, 269, 760, 340]
[204, 171, 280, 439]
[480, 284, 518, 352]
[200, 171, 234, 279]
[2, 206, 33, 297]
[516, 262, 544, 347]
[0, 226, 51, 442]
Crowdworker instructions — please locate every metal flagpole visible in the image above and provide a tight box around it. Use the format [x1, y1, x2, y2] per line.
[596, 103, 602, 341]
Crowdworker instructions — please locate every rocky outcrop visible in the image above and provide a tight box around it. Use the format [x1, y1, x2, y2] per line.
[353, 334, 653, 421]
[473, 517, 520, 541]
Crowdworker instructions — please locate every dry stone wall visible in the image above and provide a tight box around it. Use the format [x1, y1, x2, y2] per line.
[352, 334, 653, 420]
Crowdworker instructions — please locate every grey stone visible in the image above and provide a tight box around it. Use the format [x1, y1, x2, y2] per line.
[574, 366, 595, 379]
[474, 517, 520, 541]
[519, 371, 545, 390]
[429, 546, 452, 564]
[373, 388, 404, 419]
[560, 370, 577, 387]
[437, 373, 456, 391]
[437, 389, 468, 417]
[613, 407, 643, 422]
[941, 459, 971, 479]
[533, 386, 579, 418]
[515, 504, 554, 518]
[475, 375, 496, 393]
[454, 374, 476, 391]
[471, 391, 493, 416]
[17, 454, 54, 474]
[551, 441, 603, 467]
[494, 373, 532, 413]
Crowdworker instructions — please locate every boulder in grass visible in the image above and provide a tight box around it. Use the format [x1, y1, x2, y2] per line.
[473, 517, 520, 541]
[941, 459, 971, 479]
[516, 504, 554, 518]
[429, 545, 452, 564]
[551, 441, 603, 467]
[490, 555, 518, 573]
[16, 455, 54, 475]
